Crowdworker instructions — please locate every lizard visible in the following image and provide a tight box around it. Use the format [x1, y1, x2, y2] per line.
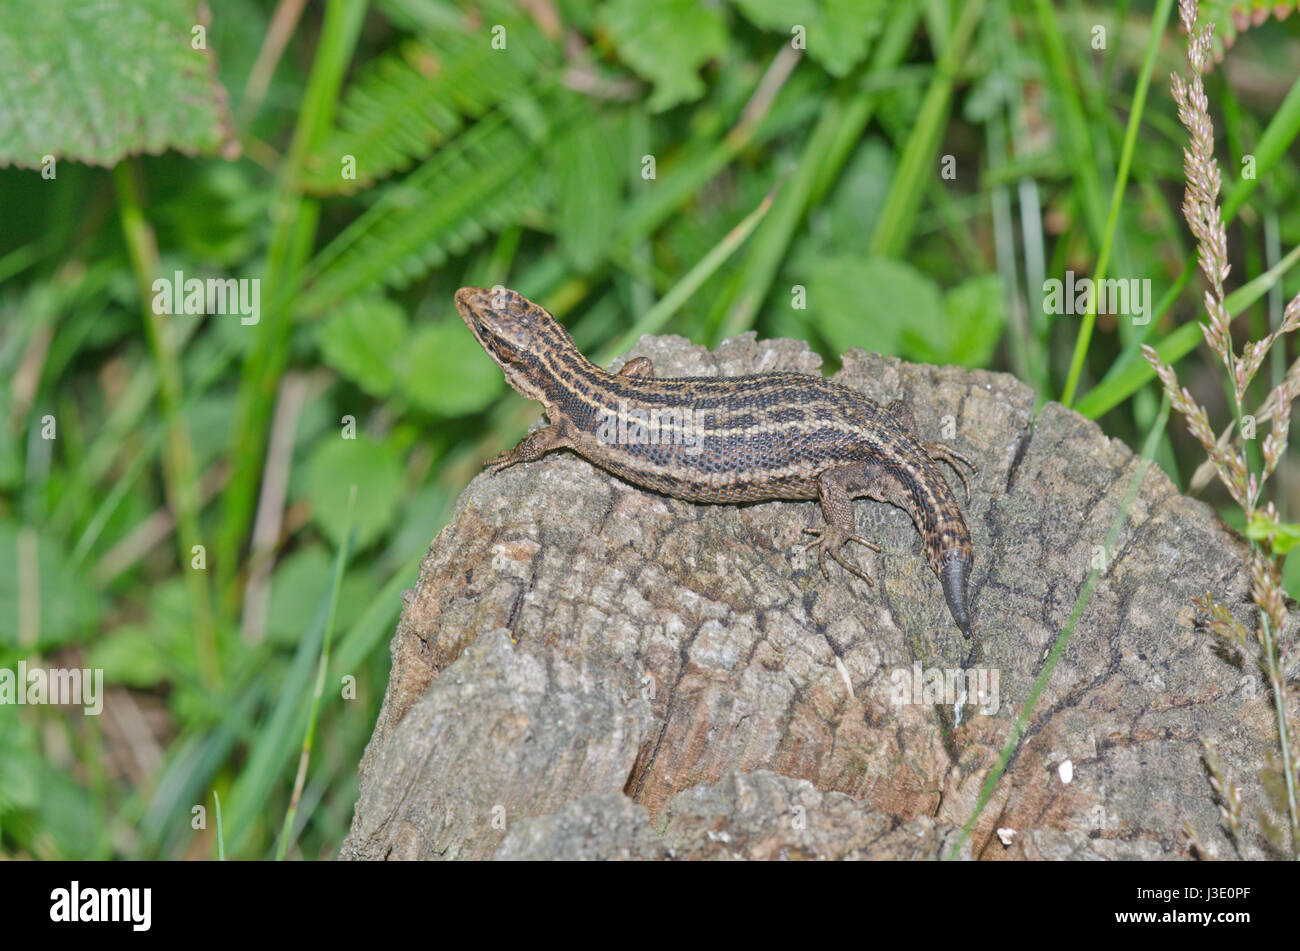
[455, 285, 979, 636]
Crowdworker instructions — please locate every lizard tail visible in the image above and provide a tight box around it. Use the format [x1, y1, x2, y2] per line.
[941, 549, 972, 637]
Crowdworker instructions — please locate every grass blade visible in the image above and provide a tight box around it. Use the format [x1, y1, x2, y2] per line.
[867, 0, 985, 258]
[948, 391, 1171, 859]
[596, 187, 778, 363]
[214, 791, 225, 861]
[277, 486, 356, 860]
[1059, 0, 1175, 407]
[712, 2, 922, 340]
[1075, 239, 1300, 419]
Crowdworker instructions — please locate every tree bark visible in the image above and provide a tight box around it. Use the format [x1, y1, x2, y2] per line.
[341, 333, 1294, 860]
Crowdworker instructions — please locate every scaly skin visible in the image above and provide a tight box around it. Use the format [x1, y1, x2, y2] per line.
[456, 285, 978, 636]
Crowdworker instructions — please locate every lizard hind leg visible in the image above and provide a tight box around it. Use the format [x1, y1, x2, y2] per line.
[797, 465, 882, 585]
[886, 398, 976, 504]
[924, 443, 977, 503]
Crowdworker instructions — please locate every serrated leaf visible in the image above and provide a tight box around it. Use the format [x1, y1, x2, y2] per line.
[398, 320, 504, 416]
[0, 0, 237, 167]
[300, 436, 404, 551]
[734, 0, 885, 77]
[318, 297, 409, 397]
[600, 0, 727, 111]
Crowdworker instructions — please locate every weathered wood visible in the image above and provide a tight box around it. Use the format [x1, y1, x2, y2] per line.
[341, 333, 1290, 860]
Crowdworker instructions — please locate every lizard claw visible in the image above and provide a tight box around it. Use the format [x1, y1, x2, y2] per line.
[484, 451, 518, 474]
[798, 527, 877, 586]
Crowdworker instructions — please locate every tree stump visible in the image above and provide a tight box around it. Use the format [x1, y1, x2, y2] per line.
[340, 333, 1292, 860]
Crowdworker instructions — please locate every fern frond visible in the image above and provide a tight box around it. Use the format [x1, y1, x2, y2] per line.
[300, 23, 552, 195]
[297, 107, 568, 315]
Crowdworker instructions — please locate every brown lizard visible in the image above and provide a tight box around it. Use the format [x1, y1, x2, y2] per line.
[456, 286, 979, 636]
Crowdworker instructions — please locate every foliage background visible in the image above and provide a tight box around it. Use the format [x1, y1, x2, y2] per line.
[1, 0, 1298, 859]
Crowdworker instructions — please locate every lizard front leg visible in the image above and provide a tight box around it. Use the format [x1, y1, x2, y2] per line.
[617, 356, 654, 378]
[485, 424, 572, 474]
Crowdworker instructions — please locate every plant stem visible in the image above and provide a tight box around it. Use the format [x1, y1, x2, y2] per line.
[216, 0, 368, 616]
[1060, 0, 1174, 407]
[112, 160, 221, 689]
[278, 485, 355, 860]
[1258, 611, 1300, 855]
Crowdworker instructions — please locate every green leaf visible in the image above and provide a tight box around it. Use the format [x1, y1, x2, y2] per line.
[734, 0, 886, 77]
[917, 274, 1005, 368]
[300, 436, 404, 551]
[816, 137, 894, 255]
[0, 0, 237, 167]
[1284, 544, 1300, 597]
[0, 523, 99, 649]
[83, 579, 199, 689]
[265, 547, 333, 646]
[389, 483, 451, 561]
[808, 256, 945, 359]
[553, 115, 622, 274]
[1246, 513, 1300, 555]
[86, 625, 171, 688]
[600, 0, 728, 111]
[318, 297, 409, 397]
[297, 109, 555, 315]
[264, 546, 367, 646]
[397, 320, 504, 416]
[0, 717, 40, 814]
[0, 394, 21, 491]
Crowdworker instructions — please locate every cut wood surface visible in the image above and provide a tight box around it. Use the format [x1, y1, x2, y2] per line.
[341, 333, 1290, 860]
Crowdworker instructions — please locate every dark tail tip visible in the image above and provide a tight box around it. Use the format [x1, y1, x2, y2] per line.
[941, 550, 972, 637]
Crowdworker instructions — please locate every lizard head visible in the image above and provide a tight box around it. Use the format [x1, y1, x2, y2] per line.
[456, 286, 570, 404]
